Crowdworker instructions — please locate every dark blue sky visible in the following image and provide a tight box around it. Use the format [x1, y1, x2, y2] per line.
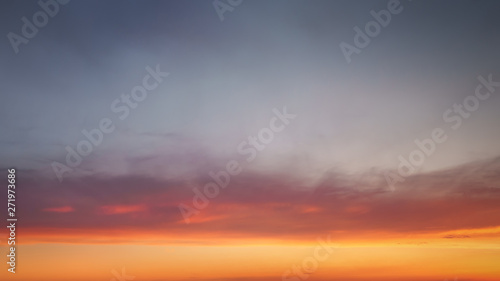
[1, 0, 500, 181]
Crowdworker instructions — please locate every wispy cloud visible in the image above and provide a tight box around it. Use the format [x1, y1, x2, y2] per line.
[10, 154, 500, 245]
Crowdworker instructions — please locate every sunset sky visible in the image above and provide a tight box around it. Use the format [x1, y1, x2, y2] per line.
[1, 0, 500, 281]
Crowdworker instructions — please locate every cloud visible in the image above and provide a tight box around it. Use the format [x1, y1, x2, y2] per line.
[442, 235, 471, 239]
[42, 206, 75, 213]
[100, 204, 147, 215]
[5, 155, 500, 245]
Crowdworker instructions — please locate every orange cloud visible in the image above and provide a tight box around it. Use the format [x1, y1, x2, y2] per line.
[11, 156, 500, 248]
[42, 206, 75, 213]
[100, 204, 146, 214]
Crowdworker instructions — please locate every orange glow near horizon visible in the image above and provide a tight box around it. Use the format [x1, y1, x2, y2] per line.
[2, 243, 500, 281]
[3, 223, 500, 281]
[6, 155, 500, 281]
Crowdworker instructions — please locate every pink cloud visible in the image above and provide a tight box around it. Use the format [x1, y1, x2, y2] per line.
[43, 206, 75, 213]
[100, 205, 146, 215]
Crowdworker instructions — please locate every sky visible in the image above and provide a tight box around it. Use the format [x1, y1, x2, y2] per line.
[0, 0, 499, 281]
